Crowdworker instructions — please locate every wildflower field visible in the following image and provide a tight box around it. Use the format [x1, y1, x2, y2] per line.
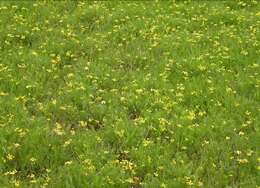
[0, 1, 259, 187]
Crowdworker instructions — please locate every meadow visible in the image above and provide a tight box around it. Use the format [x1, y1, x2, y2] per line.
[0, 1, 259, 187]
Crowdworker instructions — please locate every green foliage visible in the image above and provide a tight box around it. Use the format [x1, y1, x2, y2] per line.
[0, 1, 259, 187]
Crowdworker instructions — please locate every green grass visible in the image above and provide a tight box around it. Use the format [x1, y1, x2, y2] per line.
[0, 1, 259, 187]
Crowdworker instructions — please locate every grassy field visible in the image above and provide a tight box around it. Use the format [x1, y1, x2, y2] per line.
[0, 1, 259, 187]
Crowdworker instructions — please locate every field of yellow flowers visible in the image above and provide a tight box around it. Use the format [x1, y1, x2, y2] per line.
[0, 1, 259, 187]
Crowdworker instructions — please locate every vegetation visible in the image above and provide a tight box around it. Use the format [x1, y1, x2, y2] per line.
[0, 1, 259, 187]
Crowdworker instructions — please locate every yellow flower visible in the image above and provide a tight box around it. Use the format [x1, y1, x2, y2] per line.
[65, 161, 73, 165]
[0, 92, 8, 96]
[30, 157, 37, 163]
[6, 154, 14, 161]
[237, 158, 248, 164]
[143, 139, 151, 147]
[187, 111, 196, 120]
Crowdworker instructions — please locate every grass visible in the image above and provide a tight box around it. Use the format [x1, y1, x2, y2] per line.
[0, 1, 259, 187]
